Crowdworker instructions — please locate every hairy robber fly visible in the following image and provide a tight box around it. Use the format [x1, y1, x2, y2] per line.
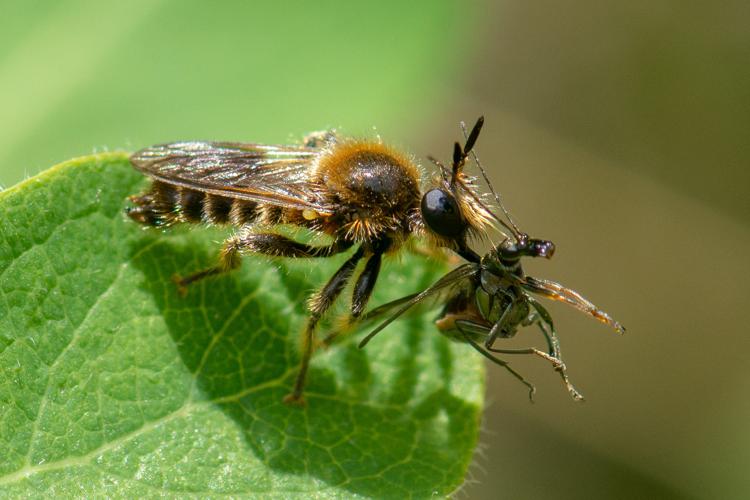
[347, 131, 625, 401]
[127, 118, 493, 404]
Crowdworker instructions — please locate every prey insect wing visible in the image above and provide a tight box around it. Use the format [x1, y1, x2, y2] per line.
[358, 263, 479, 348]
[325, 265, 475, 346]
[522, 276, 625, 334]
[130, 141, 332, 213]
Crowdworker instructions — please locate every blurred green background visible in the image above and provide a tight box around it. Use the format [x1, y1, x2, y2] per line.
[1, 1, 748, 498]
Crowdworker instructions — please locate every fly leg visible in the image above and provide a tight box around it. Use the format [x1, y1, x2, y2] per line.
[322, 240, 389, 347]
[454, 320, 536, 401]
[482, 289, 516, 347]
[471, 299, 548, 376]
[486, 343, 565, 371]
[484, 289, 515, 348]
[284, 246, 365, 405]
[478, 300, 584, 401]
[526, 299, 583, 401]
[483, 304, 564, 375]
[351, 241, 388, 318]
[486, 342, 583, 401]
[173, 232, 352, 295]
[525, 297, 561, 359]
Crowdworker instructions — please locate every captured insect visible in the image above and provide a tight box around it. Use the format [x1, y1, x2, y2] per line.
[127, 118, 493, 404]
[347, 124, 625, 401]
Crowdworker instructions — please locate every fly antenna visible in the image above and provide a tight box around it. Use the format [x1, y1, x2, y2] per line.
[459, 117, 522, 239]
[450, 142, 464, 189]
[450, 116, 485, 187]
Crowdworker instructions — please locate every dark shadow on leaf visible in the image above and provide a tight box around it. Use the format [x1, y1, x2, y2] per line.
[128, 229, 482, 498]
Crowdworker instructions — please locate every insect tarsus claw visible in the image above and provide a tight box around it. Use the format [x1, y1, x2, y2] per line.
[171, 274, 188, 297]
[283, 393, 307, 407]
[527, 385, 537, 403]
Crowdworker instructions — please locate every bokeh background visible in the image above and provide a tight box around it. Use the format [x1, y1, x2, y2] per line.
[2, 1, 748, 498]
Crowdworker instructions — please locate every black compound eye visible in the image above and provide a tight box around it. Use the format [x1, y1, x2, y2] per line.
[421, 189, 465, 239]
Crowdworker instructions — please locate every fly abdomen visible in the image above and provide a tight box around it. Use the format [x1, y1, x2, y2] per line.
[128, 181, 262, 227]
[178, 188, 205, 223]
[127, 181, 180, 227]
[202, 194, 234, 224]
[229, 199, 260, 226]
[203, 195, 260, 226]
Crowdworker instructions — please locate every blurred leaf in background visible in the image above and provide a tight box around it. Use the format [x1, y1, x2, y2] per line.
[0, 0, 471, 189]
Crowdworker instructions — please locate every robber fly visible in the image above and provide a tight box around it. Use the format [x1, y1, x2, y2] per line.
[350, 127, 625, 401]
[127, 118, 493, 404]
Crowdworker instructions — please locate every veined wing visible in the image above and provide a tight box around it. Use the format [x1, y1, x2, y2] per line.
[522, 276, 625, 334]
[325, 273, 473, 348]
[358, 263, 481, 348]
[130, 141, 333, 213]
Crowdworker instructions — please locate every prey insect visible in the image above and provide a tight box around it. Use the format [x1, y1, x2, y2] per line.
[127, 118, 493, 404]
[349, 124, 625, 401]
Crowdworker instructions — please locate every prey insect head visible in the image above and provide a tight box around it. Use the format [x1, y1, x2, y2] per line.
[485, 233, 556, 275]
[499, 233, 556, 261]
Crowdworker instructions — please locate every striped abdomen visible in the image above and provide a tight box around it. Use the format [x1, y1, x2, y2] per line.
[127, 181, 259, 227]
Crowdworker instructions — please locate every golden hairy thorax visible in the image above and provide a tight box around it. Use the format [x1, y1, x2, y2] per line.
[312, 140, 420, 244]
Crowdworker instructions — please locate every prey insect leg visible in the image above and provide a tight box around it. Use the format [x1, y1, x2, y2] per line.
[284, 246, 365, 405]
[173, 232, 352, 294]
[481, 301, 563, 369]
[482, 333, 583, 400]
[483, 293, 515, 347]
[456, 322, 536, 401]
[481, 319, 583, 400]
[532, 318, 584, 401]
[524, 299, 582, 399]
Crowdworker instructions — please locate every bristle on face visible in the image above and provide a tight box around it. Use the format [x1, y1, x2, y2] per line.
[455, 175, 495, 240]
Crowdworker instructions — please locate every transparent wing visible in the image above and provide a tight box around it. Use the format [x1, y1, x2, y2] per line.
[522, 276, 625, 334]
[358, 263, 481, 347]
[130, 141, 333, 213]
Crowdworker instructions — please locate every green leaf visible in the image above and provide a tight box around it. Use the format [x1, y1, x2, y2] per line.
[0, 154, 484, 497]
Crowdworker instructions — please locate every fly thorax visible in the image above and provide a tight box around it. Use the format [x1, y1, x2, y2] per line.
[340, 155, 418, 215]
[507, 300, 531, 331]
[317, 142, 420, 241]
[481, 251, 524, 277]
[479, 267, 506, 296]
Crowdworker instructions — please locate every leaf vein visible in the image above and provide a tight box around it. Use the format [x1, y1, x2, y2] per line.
[23, 258, 134, 466]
